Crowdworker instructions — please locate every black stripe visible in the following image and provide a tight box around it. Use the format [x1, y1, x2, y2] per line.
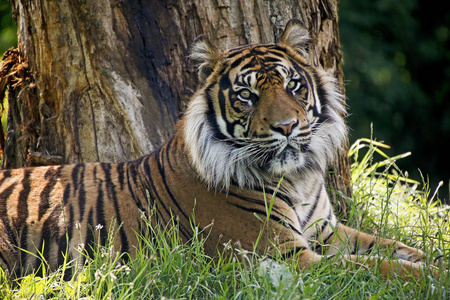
[228, 202, 280, 222]
[126, 162, 136, 188]
[226, 190, 293, 224]
[0, 182, 17, 246]
[142, 156, 168, 217]
[313, 69, 330, 106]
[304, 69, 323, 117]
[229, 53, 256, 69]
[300, 185, 323, 227]
[43, 168, 53, 179]
[351, 239, 358, 255]
[154, 149, 192, 241]
[96, 179, 107, 246]
[165, 138, 175, 172]
[67, 205, 74, 242]
[218, 76, 237, 136]
[126, 162, 141, 211]
[63, 183, 71, 205]
[204, 91, 228, 142]
[71, 164, 87, 222]
[0, 251, 10, 273]
[227, 202, 303, 236]
[227, 47, 253, 59]
[320, 208, 333, 233]
[367, 241, 375, 253]
[17, 169, 31, 222]
[71, 164, 83, 195]
[136, 156, 153, 208]
[41, 205, 62, 271]
[324, 229, 337, 245]
[117, 162, 125, 190]
[263, 55, 285, 64]
[58, 203, 70, 267]
[237, 57, 259, 71]
[316, 232, 335, 256]
[233, 69, 254, 83]
[57, 230, 68, 267]
[141, 155, 152, 191]
[313, 213, 334, 255]
[78, 167, 86, 222]
[0, 179, 16, 271]
[0, 169, 11, 186]
[17, 169, 32, 269]
[93, 164, 98, 182]
[39, 167, 61, 220]
[262, 186, 294, 207]
[140, 155, 175, 236]
[101, 163, 129, 254]
[290, 61, 321, 107]
[85, 209, 95, 259]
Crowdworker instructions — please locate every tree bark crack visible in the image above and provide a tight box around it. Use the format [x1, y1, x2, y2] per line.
[67, 1, 99, 162]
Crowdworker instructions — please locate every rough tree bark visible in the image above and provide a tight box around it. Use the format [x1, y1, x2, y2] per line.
[2, 0, 351, 214]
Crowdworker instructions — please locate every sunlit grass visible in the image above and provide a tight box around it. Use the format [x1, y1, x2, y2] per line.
[0, 138, 449, 299]
[1, 93, 7, 134]
[348, 138, 450, 265]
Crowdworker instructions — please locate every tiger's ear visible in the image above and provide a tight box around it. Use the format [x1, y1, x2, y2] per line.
[190, 35, 221, 83]
[278, 19, 310, 56]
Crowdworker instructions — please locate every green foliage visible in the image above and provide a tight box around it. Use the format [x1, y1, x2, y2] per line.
[1, 97, 7, 133]
[340, 0, 450, 200]
[1, 139, 449, 299]
[0, 2, 16, 54]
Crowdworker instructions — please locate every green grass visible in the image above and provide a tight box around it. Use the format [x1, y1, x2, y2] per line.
[1, 93, 7, 133]
[1, 138, 449, 299]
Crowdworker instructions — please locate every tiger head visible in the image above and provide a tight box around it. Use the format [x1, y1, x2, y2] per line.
[183, 19, 346, 190]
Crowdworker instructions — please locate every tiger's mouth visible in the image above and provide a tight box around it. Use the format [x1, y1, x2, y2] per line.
[274, 142, 307, 159]
[276, 144, 297, 159]
[260, 138, 310, 173]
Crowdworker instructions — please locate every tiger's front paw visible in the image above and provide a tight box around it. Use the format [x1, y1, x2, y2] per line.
[393, 243, 426, 263]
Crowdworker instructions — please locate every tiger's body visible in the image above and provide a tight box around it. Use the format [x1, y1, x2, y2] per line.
[0, 20, 429, 279]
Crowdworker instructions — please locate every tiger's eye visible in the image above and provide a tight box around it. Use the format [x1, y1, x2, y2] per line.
[239, 89, 251, 98]
[287, 80, 297, 89]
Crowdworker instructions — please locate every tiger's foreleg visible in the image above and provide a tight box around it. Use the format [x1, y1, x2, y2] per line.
[325, 224, 426, 262]
[287, 247, 429, 280]
[316, 223, 440, 279]
[287, 235, 439, 280]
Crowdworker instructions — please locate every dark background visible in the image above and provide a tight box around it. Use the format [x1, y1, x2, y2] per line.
[1, 1, 449, 201]
[340, 0, 450, 202]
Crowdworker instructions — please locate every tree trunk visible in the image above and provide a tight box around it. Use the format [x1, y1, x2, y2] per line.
[3, 0, 351, 214]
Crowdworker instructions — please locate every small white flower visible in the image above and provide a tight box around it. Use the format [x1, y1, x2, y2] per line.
[77, 243, 85, 251]
[95, 269, 102, 280]
[95, 224, 103, 231]
[119, 265, 131, 274]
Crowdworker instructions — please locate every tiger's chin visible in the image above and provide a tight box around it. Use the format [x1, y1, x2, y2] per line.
[266, 147, 307, 176]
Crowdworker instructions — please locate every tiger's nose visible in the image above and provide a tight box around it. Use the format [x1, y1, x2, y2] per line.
[271, 119, 299, 136]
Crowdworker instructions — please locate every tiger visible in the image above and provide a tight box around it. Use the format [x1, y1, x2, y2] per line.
[0, 19, 433, 280]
